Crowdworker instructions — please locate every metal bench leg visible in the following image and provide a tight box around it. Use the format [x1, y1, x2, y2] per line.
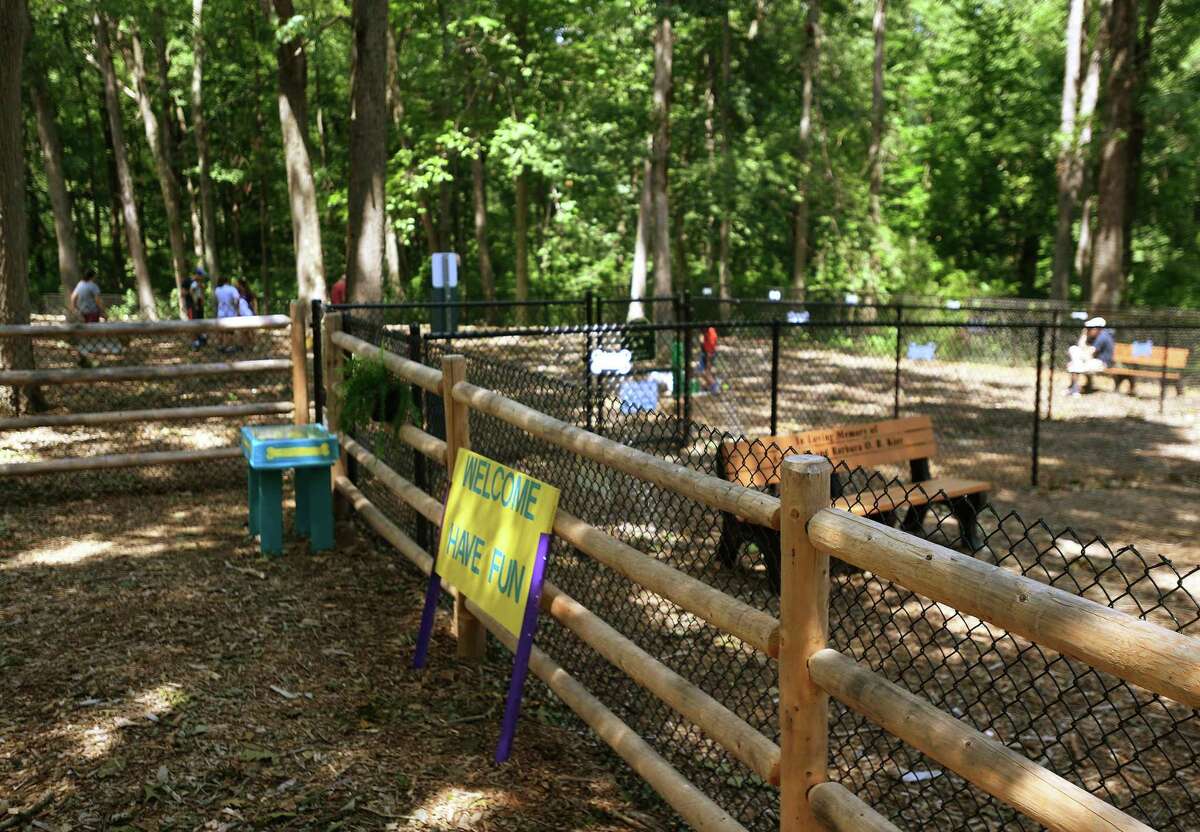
[950, 494, 984, 553]
[716, 512, 742, 569]
[763, 535, 782, 595]
[900, 504, 931, 536]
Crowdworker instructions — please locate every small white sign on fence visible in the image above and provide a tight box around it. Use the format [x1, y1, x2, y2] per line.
[1131, 339, 1154, 358]
[945, 299, 962, 310]
[431, 252, 459, 288]
[589, 348, 633, 375]
[767, 289, 783, 302]
[619, 379, 659, 413]
[648, 370, 674, 395]
[1070, 310, 1088, 321]
[907, 341, 937, 361]
[844, 293, 860, 305]
[701, 286, 714, 296]
[787, 310, 811, 324]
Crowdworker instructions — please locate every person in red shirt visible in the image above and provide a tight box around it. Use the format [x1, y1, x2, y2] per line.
[330, 275, 347, 305]
[699, 326, 720, 393]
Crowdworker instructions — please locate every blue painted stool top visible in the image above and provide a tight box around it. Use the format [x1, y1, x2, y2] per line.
[241, 424, 339, 470]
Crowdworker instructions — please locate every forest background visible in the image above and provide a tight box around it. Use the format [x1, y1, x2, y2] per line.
[4, 0, 1200, 324]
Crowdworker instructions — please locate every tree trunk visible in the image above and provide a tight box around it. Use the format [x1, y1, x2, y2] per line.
[1073, 13, 1104, 284]
[191, 0, 220, 283]
[177, 102, 205, 265]
[95, 12, 158, 319]
[267, 0, 326, 302]
[791, 0, 820, 301]
[259, 174, 271, 311]
[1091, 0, 1135, 308]
[650, 14, 673, 322]
[128, 29, 188, 317]
[472, 153, 495, 304]
[1122, 0, 1162, 278]
[0, 0, 43, 412]
[514, 170, 529, 321]
[867, 0, 887, 230]
[1050, 0, 1087, 300]
[30, 68, 81, 306]
[101, 112, 126, 287]
[716, 10, 733, 316]
[345, 0, 387, 303]
[628, 154, 652, 321]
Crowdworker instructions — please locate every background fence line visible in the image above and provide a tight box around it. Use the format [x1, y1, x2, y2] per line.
[329, 311, 1200, 831]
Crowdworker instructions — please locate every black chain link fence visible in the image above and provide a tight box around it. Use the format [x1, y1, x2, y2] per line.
[0, 325, 295, 505]
[337, 310, 1199, 831]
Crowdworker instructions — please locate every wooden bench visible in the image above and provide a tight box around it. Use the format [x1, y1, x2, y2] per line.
[716, 415, 990, 592]
[1098, 343, 1189, 395]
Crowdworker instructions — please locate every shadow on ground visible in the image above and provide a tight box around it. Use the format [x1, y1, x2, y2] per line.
[0, 491, 666, 831]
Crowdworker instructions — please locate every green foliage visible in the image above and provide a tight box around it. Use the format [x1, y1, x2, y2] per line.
[16, 0, 1200, 311]
[336, 352, 420, 436]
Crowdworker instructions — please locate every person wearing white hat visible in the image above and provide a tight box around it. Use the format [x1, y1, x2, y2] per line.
[1066, 316, 1115, 395]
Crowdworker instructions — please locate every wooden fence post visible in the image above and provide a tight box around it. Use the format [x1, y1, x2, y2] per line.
[289, 300, 310, 425]
[322, 312, 348, 513]
[779, 454, 833, 832]
[442, 354, 487, 661]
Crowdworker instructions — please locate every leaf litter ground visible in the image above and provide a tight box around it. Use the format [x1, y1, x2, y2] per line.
[0, 490, 669, 831]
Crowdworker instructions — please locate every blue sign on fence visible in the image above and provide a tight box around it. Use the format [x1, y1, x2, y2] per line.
[907, 342, 937, 361]
[618, 379, 659, 413]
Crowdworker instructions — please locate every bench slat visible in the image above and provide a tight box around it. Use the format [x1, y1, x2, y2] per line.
[1112, 343, 1189, 369]
[722, 416, 939, 486]
[1104, 367, 1183, 380]
[833, 477, 990, 516]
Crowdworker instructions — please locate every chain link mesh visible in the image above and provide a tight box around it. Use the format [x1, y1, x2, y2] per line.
[0, 325, 295, 505]
[338, 310, 1199, 830]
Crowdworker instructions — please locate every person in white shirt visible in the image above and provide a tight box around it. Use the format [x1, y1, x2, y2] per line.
[213, 275, 244, 353]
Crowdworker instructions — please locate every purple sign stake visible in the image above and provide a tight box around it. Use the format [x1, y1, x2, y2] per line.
[494, 532, 552, 764]
[412, 570, 442, 669]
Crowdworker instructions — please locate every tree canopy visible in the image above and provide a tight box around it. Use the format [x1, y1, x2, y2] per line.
[8, 0, 1200, 314]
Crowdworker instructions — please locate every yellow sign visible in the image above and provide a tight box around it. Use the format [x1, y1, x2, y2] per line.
[436, 450, 560, 637]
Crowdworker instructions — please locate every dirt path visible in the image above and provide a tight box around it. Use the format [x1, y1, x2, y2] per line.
[0, 491, 665, 831]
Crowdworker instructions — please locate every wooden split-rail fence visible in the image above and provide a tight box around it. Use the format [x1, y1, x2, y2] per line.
[0, 303, 310, 477]
[322, 311, 1196, 832]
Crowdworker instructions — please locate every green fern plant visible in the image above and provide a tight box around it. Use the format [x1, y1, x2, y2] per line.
[336, 351, 421, 435]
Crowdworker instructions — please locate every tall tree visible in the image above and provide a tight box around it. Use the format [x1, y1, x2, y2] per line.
[127, 27, 188, 316]
[650, 12, 673, 321]
[1122, 0, 1163, 277]
[190, 0, 220, 281]
[189, 0, 220, 282]
[0, 0, 43, 412]
[345, 0, 387, 303]
[30, 64, 81, 306]
[627, 153, 652, 321]
[94, 11, 158, 319]
[1091, 0, 1135, 307]
[1050, 0, 1087, 300]
[265, 0, 326, 302]
[472, 152, 495, 305]
[716, 8, 733, 313]
[1074, 11, 1105, 285]
[791, 0, 820, 301]
[867, 0, 887, 230]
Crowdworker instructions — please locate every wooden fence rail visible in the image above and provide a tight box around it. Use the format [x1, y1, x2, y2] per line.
[320, 318, 1191, 832]
[0, 303, 310, 478]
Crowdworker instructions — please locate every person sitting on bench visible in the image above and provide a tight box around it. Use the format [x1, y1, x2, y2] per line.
[1067, 316, 1115, 396]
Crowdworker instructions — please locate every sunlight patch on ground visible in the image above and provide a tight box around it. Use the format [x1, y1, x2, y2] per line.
[73, 683, 185, 761]
[403, 786, 503, 829]
[0, 537, 115, 569]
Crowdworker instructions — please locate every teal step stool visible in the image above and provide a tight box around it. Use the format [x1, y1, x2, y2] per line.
[240, 424, 339, 556]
